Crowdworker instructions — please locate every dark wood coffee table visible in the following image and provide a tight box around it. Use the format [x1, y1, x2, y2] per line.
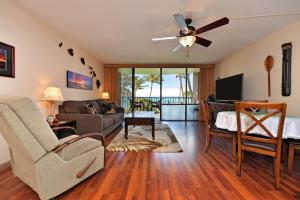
[125, 117, 155, 140]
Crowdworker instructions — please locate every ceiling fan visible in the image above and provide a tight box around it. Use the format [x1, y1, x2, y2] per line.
[152, 14, 229, 53]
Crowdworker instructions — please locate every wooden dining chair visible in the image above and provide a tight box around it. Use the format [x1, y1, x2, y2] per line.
[243, 100, 268, 112]
[235, 102, 287, 189]
[287, 141, 300, 174]
[200, 100, 237, 159]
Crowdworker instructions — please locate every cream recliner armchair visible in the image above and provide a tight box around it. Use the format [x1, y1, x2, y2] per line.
[0, 96, 105, 200]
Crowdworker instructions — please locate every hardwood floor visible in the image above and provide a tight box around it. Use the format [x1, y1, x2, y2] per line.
[0, 122, 299, 200]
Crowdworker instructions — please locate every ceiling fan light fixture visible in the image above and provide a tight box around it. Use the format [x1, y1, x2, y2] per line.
[179, 36, 196, 47]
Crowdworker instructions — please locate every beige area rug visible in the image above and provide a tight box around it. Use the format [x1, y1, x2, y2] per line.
[106, 124, 183, 152]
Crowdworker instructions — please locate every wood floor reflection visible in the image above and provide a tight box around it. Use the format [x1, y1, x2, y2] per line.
[0, 122, 299, 200]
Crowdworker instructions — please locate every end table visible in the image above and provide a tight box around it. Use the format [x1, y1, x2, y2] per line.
[49, 120, 77, 139]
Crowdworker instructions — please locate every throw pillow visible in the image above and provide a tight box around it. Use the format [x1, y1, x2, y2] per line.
[102, 103, 114, 113]
[83, 103, 97, 114]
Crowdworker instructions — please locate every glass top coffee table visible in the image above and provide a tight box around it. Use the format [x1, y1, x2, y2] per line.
[124, 117, 155, 140]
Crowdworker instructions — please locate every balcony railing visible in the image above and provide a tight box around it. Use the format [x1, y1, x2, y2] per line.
[121, 96, 198, 112]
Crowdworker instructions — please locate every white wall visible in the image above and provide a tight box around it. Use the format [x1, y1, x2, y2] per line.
[216, 19, 300, 115]
[0, 0, 104, 164]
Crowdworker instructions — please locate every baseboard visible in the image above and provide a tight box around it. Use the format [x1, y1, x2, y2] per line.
[0, 161, 11, 174]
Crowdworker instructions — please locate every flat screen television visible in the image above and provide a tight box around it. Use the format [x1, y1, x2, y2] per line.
[216, 73, 244, 101]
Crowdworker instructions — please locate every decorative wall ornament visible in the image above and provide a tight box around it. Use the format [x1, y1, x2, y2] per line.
[90, 70, 96, 78]
[87, 66, 96, 78]
[96, 79, 101, 89]
[0, 42, 15, 78]
[281, 42, 292, 96]
[68, 48, 74, 56]
[59, 42, 98, 80]
[264, 55, 274, 97]
[80, 57, 85, 65]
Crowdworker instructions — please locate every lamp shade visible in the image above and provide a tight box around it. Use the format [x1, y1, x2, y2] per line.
[101, 92, 110, 100]
[40, 87, 64, 101]
[179, 36, 196, 47]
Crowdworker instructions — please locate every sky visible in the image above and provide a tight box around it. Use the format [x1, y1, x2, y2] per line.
[135, 74, 193, 97]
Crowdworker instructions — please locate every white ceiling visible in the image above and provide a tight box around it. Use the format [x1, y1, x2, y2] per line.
[13, 0, 300, 64]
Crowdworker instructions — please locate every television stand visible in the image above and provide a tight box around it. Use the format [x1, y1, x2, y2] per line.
[215, 100, 235, 104]
[208, 102, 236, 112]
[207, 102, 236, 121]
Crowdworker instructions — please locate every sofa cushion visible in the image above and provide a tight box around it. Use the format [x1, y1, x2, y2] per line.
[94, 100, 105, 114]
[83, 103, 97, 114]
[102, 117, 114, 130]
[86, 100, 101, 114]
[58, 135, 102, 161]
[94, 100, 115, 114]
[63, 101, 86, 114]
[104, 113, 124, 123]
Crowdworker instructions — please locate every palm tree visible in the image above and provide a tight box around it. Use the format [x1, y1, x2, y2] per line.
[120, 74, 132, 97]
[176, 74, 185, 97]
[186, 75, 193, 97]
[146, 74, 160, 97]
[134, 76, 147, 94]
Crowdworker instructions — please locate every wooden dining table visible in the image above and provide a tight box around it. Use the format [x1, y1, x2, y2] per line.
[215, 111, 300, 139]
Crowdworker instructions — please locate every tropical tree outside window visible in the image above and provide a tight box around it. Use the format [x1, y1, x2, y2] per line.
[146, 74, 160, 97]
[134, 75, 147, 94]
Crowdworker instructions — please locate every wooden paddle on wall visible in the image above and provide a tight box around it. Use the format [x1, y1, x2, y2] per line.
[264, 55, 274, 97]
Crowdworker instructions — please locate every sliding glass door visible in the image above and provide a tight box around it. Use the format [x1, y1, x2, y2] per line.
[134, 68, 161, 119]
[161, 68, 186, 120]
[187, 68, 200, 120]
[118, 67, 200, 121]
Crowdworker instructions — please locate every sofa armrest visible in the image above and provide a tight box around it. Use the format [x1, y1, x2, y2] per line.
[56, 113, 104, 135]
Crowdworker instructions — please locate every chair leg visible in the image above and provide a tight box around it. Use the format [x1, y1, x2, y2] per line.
[273, 158, 276, 176]
[288, 144, 295, 174]
[204, 132, 212, 153]
[281, 142, 287, 163]
[241, 150, 244, 162]
[232, 136, 237, 160]
[274, 156, 281, 189]
[237, 145, 242, 176]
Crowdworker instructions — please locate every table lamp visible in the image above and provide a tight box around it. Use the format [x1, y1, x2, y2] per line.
[40, 87, 64, 123]
[101, 92, 110, 101]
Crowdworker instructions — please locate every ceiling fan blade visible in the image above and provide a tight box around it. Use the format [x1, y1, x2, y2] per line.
[173, 14, 188, 32]
[172, 44, 182, 53]
[195, 17, 229, 35]
[152, 36, 177, 42]
[195, 36, 212, 47]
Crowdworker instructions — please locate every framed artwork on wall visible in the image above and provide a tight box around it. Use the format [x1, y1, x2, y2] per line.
[67, 70, 93, 90]
[0, 42, 15, 78]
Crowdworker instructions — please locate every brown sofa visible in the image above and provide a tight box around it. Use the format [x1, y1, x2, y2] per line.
[56, 99, 124, 137]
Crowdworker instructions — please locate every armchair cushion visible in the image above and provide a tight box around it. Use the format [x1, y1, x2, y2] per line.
[0, 104, 47, 161]
[0, 96, 59, 152]
[57, 135, 102, 161]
